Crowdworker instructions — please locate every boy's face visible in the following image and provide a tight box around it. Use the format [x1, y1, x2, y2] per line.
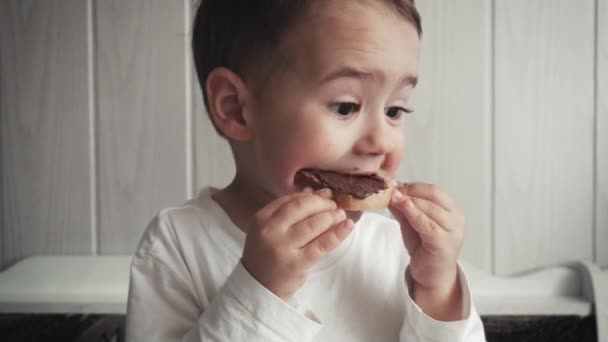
[244, 0, 420, 200]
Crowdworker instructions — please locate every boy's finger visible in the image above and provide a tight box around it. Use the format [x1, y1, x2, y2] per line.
[314, 188, 333, 198]
[257, 192, 314, 221]
[409, 197, 453, 231]
[388, 205, 419, 252]
[270, 193, 337, 230]
[398, 183, 456, 212]
[398, 198, 440, 238]
[302, 219, 354, 261]
[290, 209, 346, 247]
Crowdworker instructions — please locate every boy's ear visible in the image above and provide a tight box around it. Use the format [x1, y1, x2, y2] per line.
[205, 67, 254, 141]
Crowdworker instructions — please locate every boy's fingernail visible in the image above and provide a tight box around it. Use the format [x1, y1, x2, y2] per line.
[393, 189, 405, 202]
[406, 199, 415, 210]
[315, 188, 332, 197]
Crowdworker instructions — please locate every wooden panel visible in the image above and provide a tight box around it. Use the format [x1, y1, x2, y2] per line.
[0, 1, 92, 269]
[96, 0, 188, 254]
[190, 1, 235, 193]
[494, 0, 595, 274]
[399, 0, 493, 272]
[598, 0, 608, 267]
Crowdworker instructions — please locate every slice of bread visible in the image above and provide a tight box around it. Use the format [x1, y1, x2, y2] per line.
[295, 169, 394, 211]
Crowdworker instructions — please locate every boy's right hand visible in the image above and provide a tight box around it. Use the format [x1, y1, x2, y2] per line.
[241, 188, 353, 301]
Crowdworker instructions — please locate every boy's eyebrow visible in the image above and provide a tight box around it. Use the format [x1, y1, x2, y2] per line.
[319, 67, 418, 88]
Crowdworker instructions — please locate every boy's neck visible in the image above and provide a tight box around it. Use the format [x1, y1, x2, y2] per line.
[211, 173, 270, 233]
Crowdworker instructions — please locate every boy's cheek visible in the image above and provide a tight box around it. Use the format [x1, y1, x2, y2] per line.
[275, 147, 341, 191]
[382, 146, 404, 176]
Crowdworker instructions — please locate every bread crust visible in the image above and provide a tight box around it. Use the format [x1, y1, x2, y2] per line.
[334, 186, 393, 210]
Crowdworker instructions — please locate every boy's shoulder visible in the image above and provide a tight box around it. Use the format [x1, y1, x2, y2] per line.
[134, 188, 222, 258]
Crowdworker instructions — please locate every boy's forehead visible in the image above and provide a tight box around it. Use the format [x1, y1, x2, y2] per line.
[280, 0, 420, 83]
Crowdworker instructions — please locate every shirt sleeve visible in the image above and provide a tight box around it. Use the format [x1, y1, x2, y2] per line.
[126, 255, 321, 342]
[399, 264, 487, 342]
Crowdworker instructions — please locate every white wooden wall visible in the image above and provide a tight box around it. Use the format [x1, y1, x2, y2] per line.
[1, 0, 606, 275]
[599, 0, 608, 270]
[494, 0, 596, 274]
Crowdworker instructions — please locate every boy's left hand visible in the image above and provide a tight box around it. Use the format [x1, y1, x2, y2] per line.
[389, 182, 465, 302]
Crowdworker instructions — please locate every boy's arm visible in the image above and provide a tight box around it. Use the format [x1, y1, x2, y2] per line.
[389, 183, 486, 341]
[412, 265, 463, 322]
[399, 264, 486, 342]
[125, 212, 324, 342]
[126, 254, 321, 342]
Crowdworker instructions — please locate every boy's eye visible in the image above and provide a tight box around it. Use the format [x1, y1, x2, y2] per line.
[385, 106, 414, 119]
[330, 102, 361, 117]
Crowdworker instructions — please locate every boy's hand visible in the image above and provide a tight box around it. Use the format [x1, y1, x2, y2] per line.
[389, 182, 465, 320]
[241, 189, 353, 301]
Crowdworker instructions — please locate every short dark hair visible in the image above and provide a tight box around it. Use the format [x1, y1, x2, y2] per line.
[192, 0, 422, 133]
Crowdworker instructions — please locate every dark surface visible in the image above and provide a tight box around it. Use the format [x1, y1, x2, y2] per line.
[0, 314, 124, 342]
[483, 315, 597, 342]
[0, 314, 598, 341]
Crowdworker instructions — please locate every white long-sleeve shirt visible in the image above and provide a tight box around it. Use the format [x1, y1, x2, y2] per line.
[126, 188, 486, 341]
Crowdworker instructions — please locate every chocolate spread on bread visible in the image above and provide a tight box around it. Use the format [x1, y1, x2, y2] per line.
[295, 169, 387, 199]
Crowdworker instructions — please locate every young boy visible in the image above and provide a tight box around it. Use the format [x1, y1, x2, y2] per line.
[126, 0, 486, 341]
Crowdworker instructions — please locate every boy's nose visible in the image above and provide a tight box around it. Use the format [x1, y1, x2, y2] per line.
[353, 117, 394, 156]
